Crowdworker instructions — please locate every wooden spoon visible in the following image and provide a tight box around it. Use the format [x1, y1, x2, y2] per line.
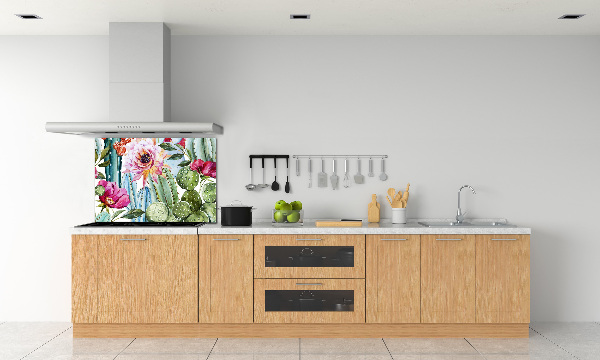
[387, 188, 396, 200]
[386, 196, 393, 207]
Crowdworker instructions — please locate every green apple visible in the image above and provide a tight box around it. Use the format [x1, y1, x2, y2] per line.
[287, 210, 300, 223]
[275, 200, 288, 210]
[290, 201, 302, 210]
[279, 203, 292, 211]
[273, 210, 285, 223]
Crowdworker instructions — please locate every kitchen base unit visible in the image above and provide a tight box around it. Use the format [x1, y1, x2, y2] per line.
[71, 222, 531, 338]
[73, 323, 529, 338]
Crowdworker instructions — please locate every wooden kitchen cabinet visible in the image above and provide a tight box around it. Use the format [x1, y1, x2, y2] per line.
[476, 235, 530, 323]
[198, 234, 253, 323]
[72, 235, 99, 323]
[96, 234, 198, 323]
[421, 234, 476, 323]
[366, 235, 420, 323]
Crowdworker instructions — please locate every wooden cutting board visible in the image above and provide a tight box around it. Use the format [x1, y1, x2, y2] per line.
[315, 220, 363, 227]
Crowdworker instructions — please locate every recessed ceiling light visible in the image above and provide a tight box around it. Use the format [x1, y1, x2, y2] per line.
[15, 14, 42, 19]
[559, 14, 585, 19]
[290, 14, 310, 20]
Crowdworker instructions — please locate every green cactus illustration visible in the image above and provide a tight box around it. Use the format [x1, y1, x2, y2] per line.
[201, 202, 216, 222]
[172, 201, 192, 219]
[158, 176, 174, 207]
[165, 209, 177, 222]
[185, 138, 197, 161]
[148, 177, 165, 204]
[164, 168, 179, 203]
[200, 180, 216, 203]
[181, 190, 202, 212]
[146, 202, 169, 222]
[186, 210, 209, 222]
[176, 167, 199, 191]
[104, 138, 121, 187]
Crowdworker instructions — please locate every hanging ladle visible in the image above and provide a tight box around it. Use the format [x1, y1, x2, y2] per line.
[246, 157, 256, 191]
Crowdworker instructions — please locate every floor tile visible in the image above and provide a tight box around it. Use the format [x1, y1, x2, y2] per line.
[531, 323, 600, 360]
[530, 322, 600, 340]
[382, 338, 478, 355]
[484, 356, 571, 360]
[210, 338, 299, 355]
[300, 355, 393, 360]
[410, 356, 484, 360]
[117, 355, 201, 360]
[122, 338, 216, 355]
[27, 355, 116, 360]
[207, 355, 298, 360]
[24, 328, 134, 360]
[300, 338, 389, 355]
[466, 337, 530, 354]
[0, 322, 71, 360]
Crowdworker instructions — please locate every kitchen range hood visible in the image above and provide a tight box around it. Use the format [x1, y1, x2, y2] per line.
[46, 22, 222, 137]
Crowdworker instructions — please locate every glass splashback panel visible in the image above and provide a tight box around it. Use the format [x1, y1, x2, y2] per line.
[94, 138, 216, 223]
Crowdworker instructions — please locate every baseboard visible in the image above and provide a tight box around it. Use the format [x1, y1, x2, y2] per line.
[73, 323, 529, 338]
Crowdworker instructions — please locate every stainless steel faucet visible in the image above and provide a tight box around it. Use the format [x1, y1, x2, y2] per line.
[456, 185, 476, 224]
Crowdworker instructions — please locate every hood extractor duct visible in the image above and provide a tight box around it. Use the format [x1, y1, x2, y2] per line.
[46, 22, 223, 136]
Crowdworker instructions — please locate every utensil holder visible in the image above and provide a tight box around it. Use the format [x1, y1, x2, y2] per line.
[392, 208, 407, 224]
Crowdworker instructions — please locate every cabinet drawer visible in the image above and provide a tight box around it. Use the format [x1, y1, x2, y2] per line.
[254, 234, 365, 278]
[254, 278, 366, 323]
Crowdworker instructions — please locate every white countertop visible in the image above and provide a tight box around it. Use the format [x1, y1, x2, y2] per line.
[71, 219, 531, 235]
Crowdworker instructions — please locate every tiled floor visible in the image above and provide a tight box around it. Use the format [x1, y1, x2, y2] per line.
[0, 322, 599, 360]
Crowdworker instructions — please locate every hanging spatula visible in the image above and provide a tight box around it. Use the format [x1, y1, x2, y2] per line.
[354, 158, 365, 184]
[318, 159, 327, 188]
[330, 159, 339, 190]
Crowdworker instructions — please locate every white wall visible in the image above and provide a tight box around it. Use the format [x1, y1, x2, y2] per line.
[1, 35, 599, 321]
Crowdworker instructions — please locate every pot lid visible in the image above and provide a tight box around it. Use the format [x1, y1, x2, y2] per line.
[222, 200, 253, 208]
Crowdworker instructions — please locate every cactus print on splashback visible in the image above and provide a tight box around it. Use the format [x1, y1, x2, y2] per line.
[94, 138, 217, 223]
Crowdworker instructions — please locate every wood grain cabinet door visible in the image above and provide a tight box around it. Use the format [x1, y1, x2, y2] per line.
[476, 235, 530, 323]
[421, 234, 476, 323]
[72, 235, 98, 323]
[366, 235, 420, 323]
[97, 234, 198, 323]
[199, 235, 253, 323]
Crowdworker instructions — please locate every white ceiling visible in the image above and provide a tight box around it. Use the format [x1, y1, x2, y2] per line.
[1, 0, 598, 35]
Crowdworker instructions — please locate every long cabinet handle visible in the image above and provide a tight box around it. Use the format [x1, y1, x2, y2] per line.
[492, 238, 517, 241]
[296, 283, 323, 286]
[213, 238, 240, 241]
[436, 238, 462, 241]
[120, 238, 146, 241]
[381, 238, 407, 241]
[296, 238, 322, 241]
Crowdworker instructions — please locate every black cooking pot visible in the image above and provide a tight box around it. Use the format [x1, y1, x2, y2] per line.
[219, 201, 255, 226]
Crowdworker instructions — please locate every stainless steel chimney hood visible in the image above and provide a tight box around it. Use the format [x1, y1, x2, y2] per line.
[46, 22, 223, 136]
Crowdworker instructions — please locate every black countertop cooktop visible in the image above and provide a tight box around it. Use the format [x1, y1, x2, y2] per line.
[77, 222, 205, 227]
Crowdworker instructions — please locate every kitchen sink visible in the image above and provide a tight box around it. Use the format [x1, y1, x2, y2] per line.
[418, 221, 516, 228]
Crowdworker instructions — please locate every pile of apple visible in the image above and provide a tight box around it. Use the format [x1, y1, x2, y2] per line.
[273, 200, 303, 223]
